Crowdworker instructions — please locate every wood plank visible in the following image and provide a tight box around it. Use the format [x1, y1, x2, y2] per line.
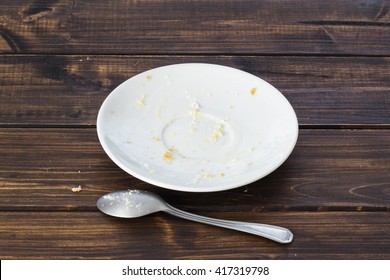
[0, 128, 389, 210]
[1, 55, 389, 126]
[0, 0, 390, 55]
[0, 211, 389, 259]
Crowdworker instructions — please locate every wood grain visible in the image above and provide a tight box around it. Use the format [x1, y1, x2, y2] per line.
[0, 0, 389, 55]
[0, 128, 389, 210]
[1, 55, 389, 126]
[1, 0, 389, 261]
[0, 211, 389, 259]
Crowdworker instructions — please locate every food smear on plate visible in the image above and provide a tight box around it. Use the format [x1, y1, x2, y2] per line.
[190, 100, 201, 133]
[193, 169, 215, 183]
[210, 122, 224, 143]
[191, 100, 201, 118]
[136, 95, 145, 108]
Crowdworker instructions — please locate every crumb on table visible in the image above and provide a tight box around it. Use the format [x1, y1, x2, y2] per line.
[72, 185, 82, 192]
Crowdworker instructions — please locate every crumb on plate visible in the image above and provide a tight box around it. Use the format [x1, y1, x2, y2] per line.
[163, 151, 173, 161]
[250, 87, 256, 96]
[163, 146, 175, 161]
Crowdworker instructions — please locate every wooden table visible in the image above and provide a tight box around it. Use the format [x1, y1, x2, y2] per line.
[1, 0, 389, 260]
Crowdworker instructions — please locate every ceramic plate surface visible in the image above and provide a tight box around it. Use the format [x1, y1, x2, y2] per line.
[97, 63, 298, 192]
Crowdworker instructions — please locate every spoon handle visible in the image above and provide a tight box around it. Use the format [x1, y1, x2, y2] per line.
[164, 204, 293, 244]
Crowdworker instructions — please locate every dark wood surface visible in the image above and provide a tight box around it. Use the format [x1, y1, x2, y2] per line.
[0, 0, 389, 259]
[1, 0, 390, 55]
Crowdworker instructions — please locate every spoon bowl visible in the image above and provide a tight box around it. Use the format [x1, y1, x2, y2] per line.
[97, 189, 167, 218]
[97, 189, 293, 244]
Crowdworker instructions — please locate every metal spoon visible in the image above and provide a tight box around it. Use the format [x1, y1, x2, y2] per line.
[97, 189, 293, 244]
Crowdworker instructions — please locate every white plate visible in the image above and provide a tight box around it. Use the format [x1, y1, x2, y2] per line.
[97, 63, 298, 192]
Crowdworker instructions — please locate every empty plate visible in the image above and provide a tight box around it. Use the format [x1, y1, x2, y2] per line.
[97, 63, 298, 192]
